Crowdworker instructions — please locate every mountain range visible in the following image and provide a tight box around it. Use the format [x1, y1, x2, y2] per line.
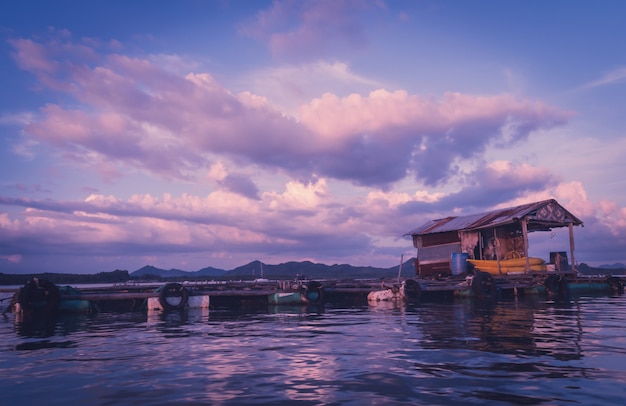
[597, 263, 626, 269]
[130, 259, 415, 280]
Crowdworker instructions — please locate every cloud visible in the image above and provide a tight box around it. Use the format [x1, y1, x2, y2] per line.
[299, 90, 571, 186]
[1, 164, 625, 271]
[7, 33, 572, 190]
[9, 29, 615, 271]
[239, 61, 384, 116]
[9, 38, 58, 74]
[0, 254, 22, 264]
[238, 0, 382, 60]
[397, 160, 559, 216]
[0, 178, 379, 270]
[218, 174, 261, 200]
[579, 66, 626, 90]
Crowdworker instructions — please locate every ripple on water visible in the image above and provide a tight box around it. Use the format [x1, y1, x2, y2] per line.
[2, 295, 626, 404]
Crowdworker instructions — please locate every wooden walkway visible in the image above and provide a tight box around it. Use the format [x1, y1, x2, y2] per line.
[2, 273, 625, 314]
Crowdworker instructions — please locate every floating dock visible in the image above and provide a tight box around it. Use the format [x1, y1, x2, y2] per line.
[2, 272, 625, 316]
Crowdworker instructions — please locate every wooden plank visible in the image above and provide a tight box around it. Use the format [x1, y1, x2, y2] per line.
[522, 217, 530, 273]
[61, 292, 157, 300]
[420, 231, 460, 247]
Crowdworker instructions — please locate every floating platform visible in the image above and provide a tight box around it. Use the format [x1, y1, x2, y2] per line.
[1, 272, 625, 315]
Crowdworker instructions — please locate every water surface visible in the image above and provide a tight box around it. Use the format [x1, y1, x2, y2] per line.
[2, 294, 626, 405]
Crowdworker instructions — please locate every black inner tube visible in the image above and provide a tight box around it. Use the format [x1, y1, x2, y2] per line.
[472, 271, 496, 299]
[17, 278, 60, 314]
[607, 277, 625, 294]
[544, 274, 569, 299]
[304, 281, 324, 303]
[158, 283, 189, 310]
[404, 279, 422, 299]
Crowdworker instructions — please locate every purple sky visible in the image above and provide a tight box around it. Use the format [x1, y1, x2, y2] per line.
[1, 1, 625, 274]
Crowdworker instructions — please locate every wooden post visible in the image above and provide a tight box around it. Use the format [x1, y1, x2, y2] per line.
[494, 228, 501, 275]
[521, 217, 530, 273]
[569, 222, 576, 273]
[479, 233, 483, 260]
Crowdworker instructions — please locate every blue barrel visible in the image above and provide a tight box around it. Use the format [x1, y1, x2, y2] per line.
[451, 252, 469, 275]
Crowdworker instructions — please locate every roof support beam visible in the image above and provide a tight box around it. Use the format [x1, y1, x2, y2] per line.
[494, 228, 502, 275]
[522, 217, 530, 273]
[569, 222, 576, 273]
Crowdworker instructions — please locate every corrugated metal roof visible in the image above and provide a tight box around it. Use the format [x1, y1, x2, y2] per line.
[405, 199, 583, 236]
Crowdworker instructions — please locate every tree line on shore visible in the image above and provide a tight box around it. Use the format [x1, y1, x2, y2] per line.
[0, 270, 131, 285]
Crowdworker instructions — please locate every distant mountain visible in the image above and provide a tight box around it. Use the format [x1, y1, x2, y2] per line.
[577, 263, 625, 275]
[131, 265, 226, 278]
[129, 259, 415, 280]
[597, 263, 626, 269]
[226, 259, 416, 279]
[196, 266, 227, 276]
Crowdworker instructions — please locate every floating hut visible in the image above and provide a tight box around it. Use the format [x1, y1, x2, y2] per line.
[404, 199, 583, 278]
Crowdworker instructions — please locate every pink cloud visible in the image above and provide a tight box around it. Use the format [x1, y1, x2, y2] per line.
[298, 90, 571, 186]
[0, 182, 376, 270]
[9, 38, 58, 74]
[0, 254, 22, 264]
[240, 0, 379, 60]
[480, 161, 554, 189]
[1, 178, 625, 272]
[10, 32, 571, 188]
[299, 90, 571, 143]
[26, 104, 91, 144]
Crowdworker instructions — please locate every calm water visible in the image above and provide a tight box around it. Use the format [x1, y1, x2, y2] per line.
[2, 293, 626, 405]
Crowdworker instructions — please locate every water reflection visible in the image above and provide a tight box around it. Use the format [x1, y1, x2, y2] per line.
[411, 297, 584, 361]
[5, 296, 596, 365]
[13, 339, 77, 351]
[2, 295, 626, 404]
[13, 311, 58, 338]
[14, 312, 91, 339]
[267, 304, 325, 316]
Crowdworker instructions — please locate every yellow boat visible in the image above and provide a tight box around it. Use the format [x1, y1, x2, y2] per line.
[467, 257, 546, 275]
[472, 264, 548, 275]
[468, 257, 545, 268]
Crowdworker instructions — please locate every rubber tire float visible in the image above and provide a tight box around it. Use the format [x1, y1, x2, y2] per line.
[158, 283, 189, 311]
[17, 278, 61, 314]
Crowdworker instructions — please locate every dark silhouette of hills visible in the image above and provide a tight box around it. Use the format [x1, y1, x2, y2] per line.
[597, 262, 626, 270]
[577, 263, 625, 275]
[0, 270, 131, 285]
[130, 259, 416, 280]
[132, 265, 225, 278]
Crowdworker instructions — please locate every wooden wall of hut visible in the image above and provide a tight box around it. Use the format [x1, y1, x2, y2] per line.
[477, 227, 525, 260]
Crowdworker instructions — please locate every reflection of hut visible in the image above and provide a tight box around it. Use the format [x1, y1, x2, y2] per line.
[417, 300, 583, 359]
[405, 199, 583, 277]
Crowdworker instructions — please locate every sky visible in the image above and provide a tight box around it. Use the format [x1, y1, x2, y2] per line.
[1, 0, 625, 275]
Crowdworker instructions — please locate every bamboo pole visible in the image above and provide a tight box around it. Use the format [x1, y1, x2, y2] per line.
[521, 217, 530, 273]
[494, 228, 501, 275]
[479, 233, 483, 260]
[569, 222, 576, 273]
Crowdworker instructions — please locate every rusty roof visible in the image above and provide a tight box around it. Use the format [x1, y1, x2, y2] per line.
[405, 199, 583, 236]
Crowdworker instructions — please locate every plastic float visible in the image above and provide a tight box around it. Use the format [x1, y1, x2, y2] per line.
[267, 281, 325, 305]
[367, 279, 422, 302]
[146, 282, 209, 312]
